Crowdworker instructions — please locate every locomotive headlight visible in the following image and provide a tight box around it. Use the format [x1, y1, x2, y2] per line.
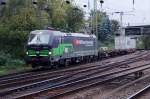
[49, 52, 52, 55]
[26, 51, 29, 55]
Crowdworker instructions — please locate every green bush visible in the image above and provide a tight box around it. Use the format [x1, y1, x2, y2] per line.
[0, 51, 11, 66]
[0, 51, 25, 66]
[0, 30, 28, 58]
[0, 56, 7, 66]
[6, 59, 25, 66]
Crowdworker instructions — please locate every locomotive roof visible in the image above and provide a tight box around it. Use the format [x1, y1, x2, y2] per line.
[30, 30, 96, 38]
[71, 33, 96, 38]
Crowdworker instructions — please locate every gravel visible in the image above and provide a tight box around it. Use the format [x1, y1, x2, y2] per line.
[60, 68, 150, 99]
[57, 51, 150, 99]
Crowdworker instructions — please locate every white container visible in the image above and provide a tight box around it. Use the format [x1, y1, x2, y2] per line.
[115, 36, 136, 49]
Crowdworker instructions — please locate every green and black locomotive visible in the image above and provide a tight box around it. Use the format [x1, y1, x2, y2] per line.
[25, 29, 98, 68]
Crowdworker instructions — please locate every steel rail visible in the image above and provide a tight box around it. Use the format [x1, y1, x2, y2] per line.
[0, 51, 149, 98]
[0, 63, 112, 89]
[48, 64, 150, 99]
[0, 61, 125, 96]
[13, 62, 150, 99]
[0, 50, 141, 81]
[127, 84, 150, 99]
[0, 50, 146, 84]
[0, 59, 111, 84]
[0, 51, 148, 94]
[0, 51, 147, 90]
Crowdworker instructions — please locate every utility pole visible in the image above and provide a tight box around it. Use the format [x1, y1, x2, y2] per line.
[100, 0, 104, 11]
[114, 11, 125, 36]
[94, 0, 98, 38]
[93, 0, 104, 38]
[113, 11, 125, 49]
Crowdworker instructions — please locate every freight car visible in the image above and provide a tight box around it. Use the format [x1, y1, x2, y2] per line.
[25, 30, 98, 68]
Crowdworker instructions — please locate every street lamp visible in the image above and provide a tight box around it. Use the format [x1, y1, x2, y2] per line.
[83, 5, 87, 8]
[32, 0, 38, 5]
[66, 0, 70, 4]
[0, 0, 6, 5]
[32, 0, 43, 28]
[100, 0, 104, 9]
[100, 0, 104, 4]
[66, 0, 87, 8]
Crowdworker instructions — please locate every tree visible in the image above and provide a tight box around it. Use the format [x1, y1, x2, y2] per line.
[88, 10, 120, 48]
[0, 0, 47, 58]
[89, 10, 105, 34]
[110, 20, 120, 34]
[65, 7, 84, 32]
[0, 0, 85, 58]
[89, 11, 111, 41]
[141, 36, 150, 49]
[97, 15, 111, 41]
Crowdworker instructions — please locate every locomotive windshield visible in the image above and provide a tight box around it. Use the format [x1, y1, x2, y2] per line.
[28, 33, 51, 45]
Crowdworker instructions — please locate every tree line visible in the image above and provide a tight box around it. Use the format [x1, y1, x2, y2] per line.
[0, 0, 119, 59]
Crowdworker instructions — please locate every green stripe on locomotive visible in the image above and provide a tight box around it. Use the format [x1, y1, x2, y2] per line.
[51, 43, 73, 56]
[27, 49, 49, 56]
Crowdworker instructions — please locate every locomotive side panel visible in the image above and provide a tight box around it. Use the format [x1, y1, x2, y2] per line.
[51, 35, 98, 62]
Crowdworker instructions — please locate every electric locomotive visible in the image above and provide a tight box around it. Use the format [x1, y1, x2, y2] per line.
[25, 29, 98, 68]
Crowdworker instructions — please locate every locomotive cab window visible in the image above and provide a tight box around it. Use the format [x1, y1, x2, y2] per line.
[28, 33, 51, 45]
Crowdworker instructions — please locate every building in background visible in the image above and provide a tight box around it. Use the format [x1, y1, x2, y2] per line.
[115, 28, 137, 49]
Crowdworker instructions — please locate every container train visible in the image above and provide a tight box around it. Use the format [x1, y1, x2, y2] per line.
[25, 29, 135, 68]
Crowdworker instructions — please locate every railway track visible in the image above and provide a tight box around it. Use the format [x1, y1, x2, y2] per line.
[0, 60, 146, 97]
[47, 63, 150, 99]
[0, 51, 145, 87]
[128, 83, 150, 99]
[0, 51, 147, 88]
[0, 50, 142, 81]
[102, 72, 150, 99]
[11, 60, 150, 99]
[0, 50, 144, 81]
[0, 51, 149, 98]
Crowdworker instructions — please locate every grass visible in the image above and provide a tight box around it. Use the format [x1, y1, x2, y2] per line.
[0, 64, 31, 75]
[0, 55, 32, 76]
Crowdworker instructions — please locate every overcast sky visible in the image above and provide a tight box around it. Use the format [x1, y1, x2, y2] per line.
[75, 0, 150, 26]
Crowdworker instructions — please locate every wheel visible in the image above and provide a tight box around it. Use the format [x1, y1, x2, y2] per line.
[31, 63, 41, 69]
[59, 60, 66, 67]
[31, 63, 37, 68]
[64, 59, 70, 67]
